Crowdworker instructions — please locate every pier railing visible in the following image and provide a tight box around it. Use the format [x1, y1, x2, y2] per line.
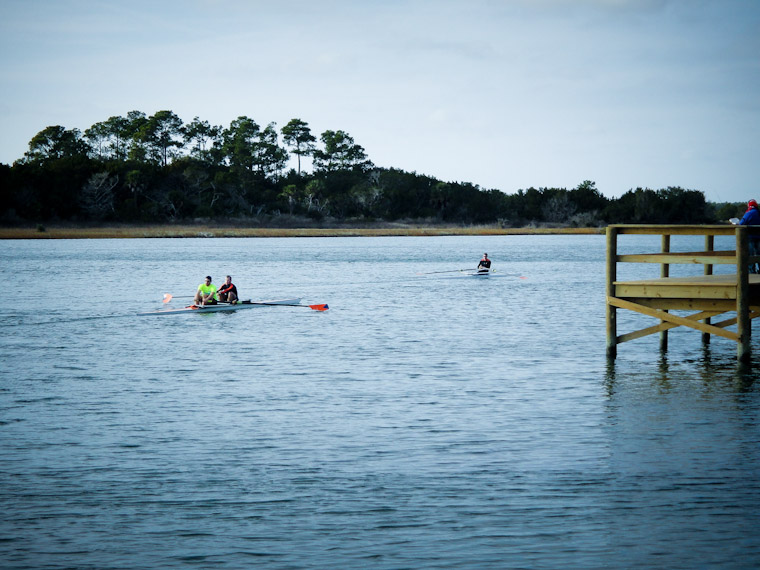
[606, 224, 760, 362]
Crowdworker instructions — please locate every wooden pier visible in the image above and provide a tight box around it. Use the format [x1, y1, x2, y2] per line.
[606, 224, 760, 362]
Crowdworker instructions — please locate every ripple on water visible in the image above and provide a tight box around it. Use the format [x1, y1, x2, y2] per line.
[0, 235, 759, 569]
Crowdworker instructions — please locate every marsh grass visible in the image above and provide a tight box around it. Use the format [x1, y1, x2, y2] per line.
[0, 224, 604, 239]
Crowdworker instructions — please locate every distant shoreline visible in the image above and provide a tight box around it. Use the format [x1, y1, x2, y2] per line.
[0, 224, 604, 239]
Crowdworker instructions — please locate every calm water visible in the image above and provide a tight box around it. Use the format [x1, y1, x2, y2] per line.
[1, 235, 759, 569]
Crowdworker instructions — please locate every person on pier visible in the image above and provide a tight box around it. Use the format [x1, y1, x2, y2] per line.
[740, 200, 760, 273]
[477, 253, 491, 274]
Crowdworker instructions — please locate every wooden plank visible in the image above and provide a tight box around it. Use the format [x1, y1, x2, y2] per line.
[617, 251, 738, 264]
[607, 296, 740, 341]
[737, 227, 750, 361]
[614, 274, 760, 286]
[606, 227, 618, 358]
[617, 311, 722, 344]
[615, 274, 740, 286]
[712, 310, 760, 330]
[614, 283, 736, 299]
[704, 235, 715, 343]
[612, 273, 760, 300]
[618, 252, 760, 265]
[618, 310, 759, 344]
[622, 298, 760, 315]
[610, 224, 737, 236]
[660, 235, 670, 351]
[623, 298, 738, 311]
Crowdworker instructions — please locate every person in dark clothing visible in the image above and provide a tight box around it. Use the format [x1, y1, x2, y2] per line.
[217, 275, 238, 303]
[740, 200, 760, 273]
[477, 253, 491, 274]
[740, 199, 760, 225]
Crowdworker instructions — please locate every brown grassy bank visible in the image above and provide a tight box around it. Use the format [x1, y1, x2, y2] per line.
[0, 224, 604, 239]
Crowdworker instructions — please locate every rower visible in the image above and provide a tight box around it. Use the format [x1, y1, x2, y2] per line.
[477, 253, 491, 274]
[194, 275, 218, 306]
[218, 275, 238, 304]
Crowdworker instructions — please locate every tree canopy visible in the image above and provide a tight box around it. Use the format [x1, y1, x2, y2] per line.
[0, 109, 731, 226]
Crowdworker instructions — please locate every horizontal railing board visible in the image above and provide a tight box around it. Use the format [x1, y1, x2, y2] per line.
[616, 251, 746, 264]
[608, 224, 744, 236]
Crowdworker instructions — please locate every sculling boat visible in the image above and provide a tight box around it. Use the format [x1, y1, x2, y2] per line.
[433, 270, 504, 279]
[458, 270, 502, 278]
[139, 298, 302, 315]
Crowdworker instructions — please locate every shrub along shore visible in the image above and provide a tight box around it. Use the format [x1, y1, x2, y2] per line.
[0, 224, 603, 239]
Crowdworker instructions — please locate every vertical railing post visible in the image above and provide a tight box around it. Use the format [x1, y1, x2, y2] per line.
[737, 226, 751, 362]
[703, 234, 714, 344]
[660, 234, 670, 351]
[606, 226, 618, 359]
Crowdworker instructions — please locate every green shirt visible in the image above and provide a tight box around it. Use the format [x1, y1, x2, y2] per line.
[197, 283, 218, 300]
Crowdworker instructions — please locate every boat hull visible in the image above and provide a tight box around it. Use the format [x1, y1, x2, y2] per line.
[139, 298, 301, 315]
[461, 271, 500, 277]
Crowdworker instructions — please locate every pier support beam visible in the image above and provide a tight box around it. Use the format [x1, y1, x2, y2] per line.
[737, 227, 750, 362]
[606, 226, 617, 359]
[703, 234, 714, 344]
[660, 234, 670, 352]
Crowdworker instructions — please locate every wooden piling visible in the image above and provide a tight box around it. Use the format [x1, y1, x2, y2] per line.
[703, 234, 714, 344]
[736, 227, 750, 362]
[606, 226, 617, 359]
[660, 234, 670, 352]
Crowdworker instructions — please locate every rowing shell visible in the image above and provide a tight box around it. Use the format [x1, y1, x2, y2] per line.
[138, 298, 301, 315]
[451, 270, 503, 278]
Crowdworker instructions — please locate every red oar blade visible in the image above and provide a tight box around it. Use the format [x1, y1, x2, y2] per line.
[309, 304, 329, 311]
[163, 293, 173, 303]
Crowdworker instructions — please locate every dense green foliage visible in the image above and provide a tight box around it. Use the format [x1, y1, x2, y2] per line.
[0, 110, 742, 226]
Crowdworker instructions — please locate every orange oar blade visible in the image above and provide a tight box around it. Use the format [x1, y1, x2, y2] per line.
[163, 293, 173, 303]
[309, 304, 329, 311]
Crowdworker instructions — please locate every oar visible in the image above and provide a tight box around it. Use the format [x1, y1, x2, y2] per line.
[246, 302, 329, 311]
[162, 293, 225, 304]
[163, 293, 193, 303]
[416, 268, 476, 275]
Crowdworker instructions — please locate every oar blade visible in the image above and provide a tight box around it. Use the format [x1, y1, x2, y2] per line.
[309, 304, 329, 311]
[163, 293, 173, 303]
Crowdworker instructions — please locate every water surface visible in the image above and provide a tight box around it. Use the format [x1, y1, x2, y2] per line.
[1, 235, 759, 569]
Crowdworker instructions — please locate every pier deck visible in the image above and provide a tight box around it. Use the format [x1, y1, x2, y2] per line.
[606, 224, 760, 362]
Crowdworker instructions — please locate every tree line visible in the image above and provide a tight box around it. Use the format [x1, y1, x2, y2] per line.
[0, 109, 745, 226]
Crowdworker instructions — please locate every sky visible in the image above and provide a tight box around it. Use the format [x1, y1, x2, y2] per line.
[1, 0, 758, 202]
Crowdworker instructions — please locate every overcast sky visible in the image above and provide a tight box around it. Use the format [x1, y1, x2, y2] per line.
[1, 0, 758, 202]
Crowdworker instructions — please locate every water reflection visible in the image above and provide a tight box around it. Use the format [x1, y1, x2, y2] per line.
[600, 351, 760, 568]
[604, 347, 758, 397]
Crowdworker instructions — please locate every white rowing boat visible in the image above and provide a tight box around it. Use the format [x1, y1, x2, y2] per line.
[139, 298, 302, 315]
[457, 270, 503, 278]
